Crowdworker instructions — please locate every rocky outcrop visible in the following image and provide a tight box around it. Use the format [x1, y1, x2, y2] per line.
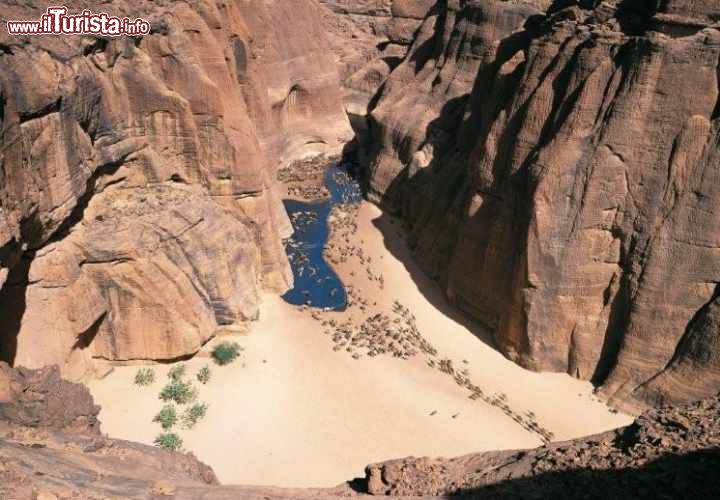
[0, 362, 99, 433]
[0, 0, 352, 378]
[363, 0, 550, 206]
[364, 393, 720, 497]
[358, 0, 720, 411]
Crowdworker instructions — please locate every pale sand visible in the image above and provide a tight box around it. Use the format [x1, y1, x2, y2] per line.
[88, 201, 633, 488]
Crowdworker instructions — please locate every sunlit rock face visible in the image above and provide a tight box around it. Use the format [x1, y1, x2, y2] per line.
[319, 0, 437, 133]
[360, 0, 720, 411]
[0, 0, 351, 378]
[2, 0, 719, 412]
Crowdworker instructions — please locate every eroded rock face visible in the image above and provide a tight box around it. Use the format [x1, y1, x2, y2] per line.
[0, 362, 99, 434]
[319, 0, 437, 132]
[363, 0, 549, 206]
[0, 0, 351, 378]
[359, 0, 720, 411]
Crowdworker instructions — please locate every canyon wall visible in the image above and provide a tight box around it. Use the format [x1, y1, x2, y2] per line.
[0, 0, 352, 379]
[1, 0, 717, 412]
[320, 0, 437, 134]
[358, 0, 720, 412]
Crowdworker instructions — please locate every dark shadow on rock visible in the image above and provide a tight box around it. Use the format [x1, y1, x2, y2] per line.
[72, 312, 106, 351]
[353, 13, 543, 354]
[370, 210, 498, 349]
[616, 0, 661, 35]
[347, 476, 369, 494]
[455, 448, 720, 499]
[0, 251, 32, 365]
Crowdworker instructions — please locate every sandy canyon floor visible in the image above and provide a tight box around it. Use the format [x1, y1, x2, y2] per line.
[88, 199, 633, 488]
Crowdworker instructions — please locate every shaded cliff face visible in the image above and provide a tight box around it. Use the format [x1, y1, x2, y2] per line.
[0, 0, 352, 378]
[360, 0, 720, 411]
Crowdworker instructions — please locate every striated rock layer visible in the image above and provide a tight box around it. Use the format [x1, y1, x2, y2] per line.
[320, 0, 437, 134]
[0, 0, 352, 379]
[358, 0, 720, 411]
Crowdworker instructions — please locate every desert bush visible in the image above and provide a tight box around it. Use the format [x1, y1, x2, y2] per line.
[211, 342, 243, 365]
[154, 432, 183, 451]
[167, 364, 186, 381]
[153, 404, 178, 430]
[159, 380, 197, 405]
[182, 402, 209, 429]
[196, 365, 211, 385]
[134, 368, 155, 387]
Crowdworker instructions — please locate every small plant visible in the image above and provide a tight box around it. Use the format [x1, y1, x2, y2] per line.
[153, 404, 178, 430]
[182, 402, 209, 429]
[211, 342, 243, 366]
[134, 368, 155, 387]
[154, 432, 183, 451]
[196, 365, 211, 385]
[167, 364, 186, 381]
[159, 380, 197, 405]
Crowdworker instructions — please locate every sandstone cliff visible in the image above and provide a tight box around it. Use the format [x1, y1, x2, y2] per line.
[0, 0, 352, 379]
[357, 0, 720, 411]
[320, 0, 437, 134]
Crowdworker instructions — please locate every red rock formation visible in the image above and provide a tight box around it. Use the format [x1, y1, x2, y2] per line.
[1, 0, 717, 414]
[359, 0, 720, 411]
[0, 0, 351, 378]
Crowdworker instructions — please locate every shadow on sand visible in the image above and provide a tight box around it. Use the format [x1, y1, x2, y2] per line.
[368, 209, 498, 350]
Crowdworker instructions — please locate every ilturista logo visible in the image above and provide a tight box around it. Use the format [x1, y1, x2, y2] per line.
[7, 6, 151, 36]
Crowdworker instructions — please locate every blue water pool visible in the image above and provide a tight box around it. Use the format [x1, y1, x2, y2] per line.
[281, 162, 362, 310]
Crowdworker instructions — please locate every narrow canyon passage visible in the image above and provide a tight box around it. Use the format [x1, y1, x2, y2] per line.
[2, 1, 720, 497]
[89, 167, 632, 487]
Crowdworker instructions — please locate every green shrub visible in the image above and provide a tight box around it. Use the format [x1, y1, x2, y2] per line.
[167, 364, 186, 381]
[154, 432, 183, 451]
[134, 368, 155, 387]
[153, 404, 178, 430]
[211, 342, 243, 366]
[159, 380, 197, 405]
[182, 402, 209, 429]
[196, 365, 211, 385]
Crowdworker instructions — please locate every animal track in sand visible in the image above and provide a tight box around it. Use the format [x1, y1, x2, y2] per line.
[303, 198, 556, 444]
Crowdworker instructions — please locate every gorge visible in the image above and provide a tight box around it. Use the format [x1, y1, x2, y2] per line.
[1, 0, 720, 498]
